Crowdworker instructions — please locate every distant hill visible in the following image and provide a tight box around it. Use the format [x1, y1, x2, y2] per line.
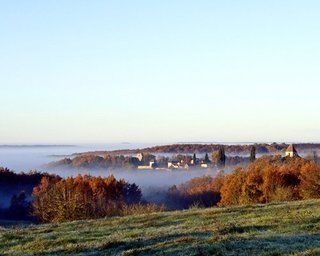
[1, 199, 320, 255]
[70, 143, 320, 156]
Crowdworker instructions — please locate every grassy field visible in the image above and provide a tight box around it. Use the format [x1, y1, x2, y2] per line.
[1, 200, 320, 255]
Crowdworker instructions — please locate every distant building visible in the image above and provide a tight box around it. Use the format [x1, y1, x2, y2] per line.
[190, 158, 199, 166]
[200, 163, 208, 168]
[285, 144, 299, 157]
[149, 160, 156, 168]
[168, 160, 180, 169]
[137, 153, 144, 162]
[137, 160, 156, 170]
[167, 160, 190, 169]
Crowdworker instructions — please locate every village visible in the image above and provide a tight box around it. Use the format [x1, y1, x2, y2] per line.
[133, 144, 300, 170]
[135, 152, 212, 170]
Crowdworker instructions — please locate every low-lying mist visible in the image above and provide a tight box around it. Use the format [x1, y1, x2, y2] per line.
[45, 167, 231, 203]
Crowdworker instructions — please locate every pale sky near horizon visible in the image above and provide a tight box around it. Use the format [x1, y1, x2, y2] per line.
[0, 1, 320, 144]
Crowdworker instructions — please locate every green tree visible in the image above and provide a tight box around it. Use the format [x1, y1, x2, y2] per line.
[250, 146, 256, 162]
[9, 191, 29, 219]
[204, 153, 210, 163]
[193, 153, 197, 165]
[313, 151, 318, 164]
[217, 146, 226, 168]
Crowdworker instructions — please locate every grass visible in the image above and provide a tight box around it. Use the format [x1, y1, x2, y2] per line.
[1, 200, 320, 255]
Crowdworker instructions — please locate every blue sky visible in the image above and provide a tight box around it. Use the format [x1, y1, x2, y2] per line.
[0, 1, 320, 144]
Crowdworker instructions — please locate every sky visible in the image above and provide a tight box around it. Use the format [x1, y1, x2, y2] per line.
[0, 1, 320, 144]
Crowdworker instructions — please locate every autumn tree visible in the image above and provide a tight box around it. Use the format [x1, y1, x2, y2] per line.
[219, 167, 246, 206]
[32, 175, 142, 223]
[166, 174, 224, 209]
[220, 155, 320, 206]
[299, 161, 320, 199]
[240, 166, 264, 204]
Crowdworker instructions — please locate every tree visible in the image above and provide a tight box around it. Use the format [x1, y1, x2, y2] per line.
[9, 191, 30, 220]
[219, 168, 246, 206]
[299, 162, 320, 199]
[204, 153, 210, 163]
[250, 146, 256, 162]
[32, 175, 142, 223]
[193, 153, 197, 165]
[217, 146, 226, 168]
[166, 175, 222, 209]
[219, 155, 319, 206]
[313, 151, 318, 164]
[121, 181, 142, 205]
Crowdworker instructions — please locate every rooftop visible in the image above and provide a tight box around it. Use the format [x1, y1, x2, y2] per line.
[286, 144, 298, 153]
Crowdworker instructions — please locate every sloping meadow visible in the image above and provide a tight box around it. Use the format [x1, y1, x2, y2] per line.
[1, 199, 320, 255]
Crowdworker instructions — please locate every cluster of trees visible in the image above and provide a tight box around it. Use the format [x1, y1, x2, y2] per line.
[32, 175, 142, 223]
[211, 146, 226, 168]
[0, 167, 49, 185]
[48, 154, 157, 170]
[219, 156, 320, 206]
[0, 167, 163, 223]
[166, 155, 320, 209]
[211, 146, 256, 168]
[0, 168, 56, 220]
[8, 191, 30, 220]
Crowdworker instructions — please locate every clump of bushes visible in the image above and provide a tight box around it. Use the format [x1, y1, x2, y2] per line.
[166, 172, 225, 209]
[32, 175, 142, 223]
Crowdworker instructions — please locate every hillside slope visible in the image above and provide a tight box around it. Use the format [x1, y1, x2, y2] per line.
[1, 200, 320, 255]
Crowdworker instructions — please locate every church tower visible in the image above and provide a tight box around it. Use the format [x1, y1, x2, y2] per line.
[285, 144, 299, 157]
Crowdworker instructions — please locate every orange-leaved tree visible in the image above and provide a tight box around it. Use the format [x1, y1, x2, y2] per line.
[32, 175, 141, 223]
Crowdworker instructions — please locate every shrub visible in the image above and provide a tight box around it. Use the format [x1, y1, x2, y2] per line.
[120, 203, 165, 216]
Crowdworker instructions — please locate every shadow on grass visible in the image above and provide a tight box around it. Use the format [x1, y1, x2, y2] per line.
[0, 219, 33, 228]
[113, 233, 320, 256]
[24, 232, 320, 256]
[120, 233, 320, 256]
[2, 230, 320, 256]
[217, 224, 273, 235]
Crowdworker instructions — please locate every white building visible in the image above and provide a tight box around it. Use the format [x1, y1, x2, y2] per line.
[138, 160, 156, 170]
[137, 153, 144, 162]
[168, 161, 180, 169]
